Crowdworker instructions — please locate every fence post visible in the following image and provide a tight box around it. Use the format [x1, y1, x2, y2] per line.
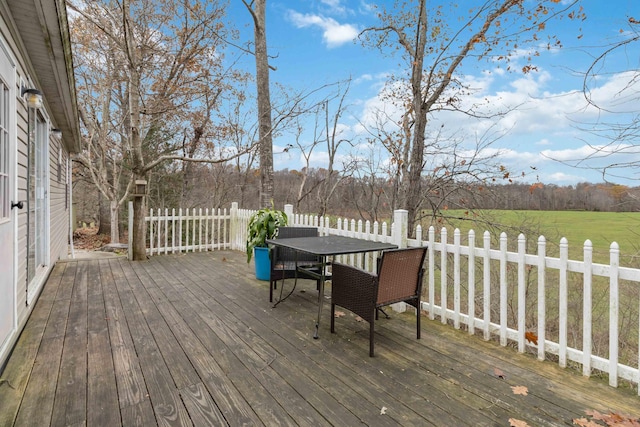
[128, 201, 134, 261]
[392, 209, 408, 248]
[390, 209, 409, 313]
[284, 204, 294, 225]
[609, 242, 620, 388]
[230, 202, 238, 251]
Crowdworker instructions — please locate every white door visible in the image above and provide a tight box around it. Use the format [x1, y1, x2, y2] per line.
[0, 45, 15, 349]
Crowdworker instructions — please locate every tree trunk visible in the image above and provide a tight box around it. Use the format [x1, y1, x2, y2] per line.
[253, 0, 274, 208]
[405, 117, 427, 236]
[132, 181, 146, 261]
[123, 0, 147, 260]
[97, 192, 111, 236]
[109, 199, 119, 244]
[402, 0, 428, 237]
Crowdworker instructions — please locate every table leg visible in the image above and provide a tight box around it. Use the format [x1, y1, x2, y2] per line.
[313, 255, 326, 339]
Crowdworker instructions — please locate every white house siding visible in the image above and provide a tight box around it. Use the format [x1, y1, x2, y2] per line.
[0, 0, 78, 371]
[49, 138, 70, 263]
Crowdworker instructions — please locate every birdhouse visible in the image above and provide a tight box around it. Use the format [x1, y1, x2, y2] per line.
[133, 179, 147, 197]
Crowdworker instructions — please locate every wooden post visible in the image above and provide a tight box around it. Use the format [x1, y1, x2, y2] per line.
[128, 201, 133, 261]
[132, 180, 147, 260]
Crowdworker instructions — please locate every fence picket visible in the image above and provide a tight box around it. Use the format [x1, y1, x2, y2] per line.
[537, 236, 546, 361]
[609, 242, 620, 387]
[483, 231, 491, 341]
[454, 229, 461, 329]
[518, 233, 526, 353]
[500, 232, 508, 346]
[559, 237, 568, 368]
[583, 239, 593, 375]
[441, 228, 448, 325]
[468, 230, 475, 335]
[428, 226, 435, 320]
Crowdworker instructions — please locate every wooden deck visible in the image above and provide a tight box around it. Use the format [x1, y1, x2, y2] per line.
[1, 251, 638, 426]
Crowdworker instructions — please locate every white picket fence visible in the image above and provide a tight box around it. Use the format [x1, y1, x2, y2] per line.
[144, 202, 640, 394]
[416, 228, 639, 392]
[146, 207, 232, 255]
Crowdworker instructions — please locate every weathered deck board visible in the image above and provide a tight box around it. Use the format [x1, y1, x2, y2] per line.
[0, 262, 65, 427]
[86, 260, 120, 427]
[110, 260, 192, 426]
[12, 262, 78, 427]
[1, 250, 638, 427]
[99, 258, 157, 426]
[51, 260, 88, 427]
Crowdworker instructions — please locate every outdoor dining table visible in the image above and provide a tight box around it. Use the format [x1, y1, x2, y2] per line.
[266, 234, 398, 339]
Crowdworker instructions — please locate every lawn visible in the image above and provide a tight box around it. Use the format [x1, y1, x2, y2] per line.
[429, 210, 640, 266]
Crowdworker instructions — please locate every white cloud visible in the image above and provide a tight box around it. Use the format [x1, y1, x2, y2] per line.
[584, 70, 640, 113]
[545, 171, 586, 183]
[353, 73, 373, 84]
[318, 0, 348, 16]
[286, 10, 359, 48]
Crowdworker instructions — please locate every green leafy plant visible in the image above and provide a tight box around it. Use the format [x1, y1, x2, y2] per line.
[246, 206, 288, 262]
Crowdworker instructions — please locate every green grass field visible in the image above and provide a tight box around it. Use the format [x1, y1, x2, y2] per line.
[428, 210, 640, 266]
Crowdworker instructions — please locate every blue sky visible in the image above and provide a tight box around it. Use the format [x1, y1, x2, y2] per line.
[227, 1, 639, 186]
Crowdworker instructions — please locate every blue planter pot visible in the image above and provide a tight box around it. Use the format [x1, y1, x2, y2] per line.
[254, 246, 270, 281]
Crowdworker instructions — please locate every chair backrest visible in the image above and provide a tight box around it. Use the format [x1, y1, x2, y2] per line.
[376, 247, 427, 305]
[277, 226, 318, 239]
[274, 227, 319, 263]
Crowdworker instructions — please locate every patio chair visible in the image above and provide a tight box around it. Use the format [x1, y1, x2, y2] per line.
[270, 226, 322, 304]
[330, 246, 427, 357]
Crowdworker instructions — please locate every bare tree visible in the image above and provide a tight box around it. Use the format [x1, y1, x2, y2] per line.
[359, 0, 585, 234]
[290, 81, 356, 216]
[69, 0, 251, 259]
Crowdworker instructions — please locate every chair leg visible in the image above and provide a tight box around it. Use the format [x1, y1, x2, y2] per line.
[269, 279, 273, 302]
[330, 303, 336, 333]
[377, 307, 391, 319]
[416, 304, 421, 340]
[369, 319, 375, 357]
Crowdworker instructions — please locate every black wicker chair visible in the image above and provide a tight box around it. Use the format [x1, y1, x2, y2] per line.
[330, 246, 427, 357]
[269, 226, 322, 303]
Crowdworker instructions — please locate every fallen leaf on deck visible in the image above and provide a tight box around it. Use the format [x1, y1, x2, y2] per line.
[509, 418, 530, 427]
[493, 367, 506, 379]
[525, 331, 538, 345]
[511, 385, 528, 396]
[380, 406, 387, 415]
[355, 316, 364, 322]
[572, 418, 600, 427]
[334, 311, 346, 318]
[580, 409, 640, 426]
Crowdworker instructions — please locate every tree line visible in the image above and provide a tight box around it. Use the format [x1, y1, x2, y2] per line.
[73, 161, 640, 237]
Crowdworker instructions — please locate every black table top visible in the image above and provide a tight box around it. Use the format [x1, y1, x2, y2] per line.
[266, 234, 397, 256]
